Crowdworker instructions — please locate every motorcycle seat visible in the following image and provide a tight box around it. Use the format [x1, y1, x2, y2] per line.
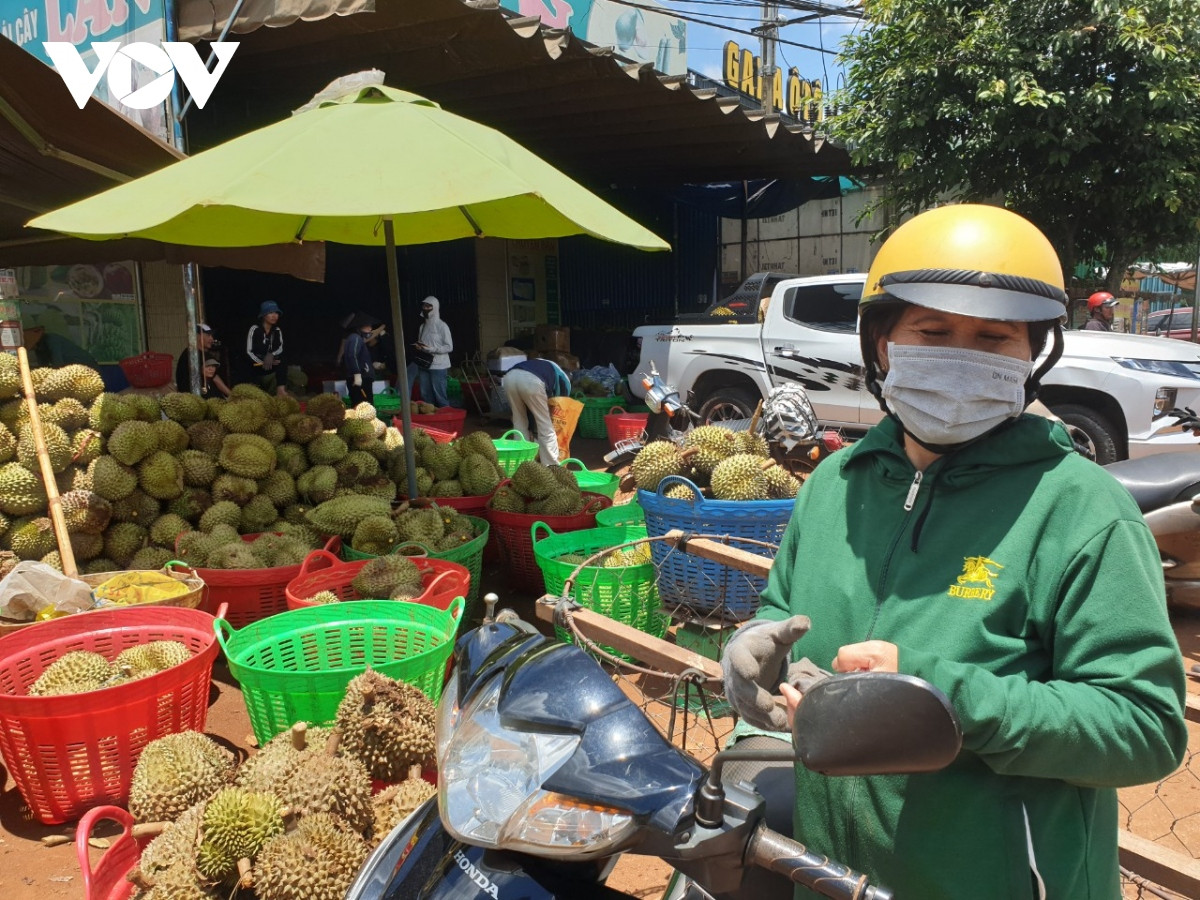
[1105, 453, 1200, 514]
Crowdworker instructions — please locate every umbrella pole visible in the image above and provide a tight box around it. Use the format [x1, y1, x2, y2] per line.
[384, 218, 420, 500]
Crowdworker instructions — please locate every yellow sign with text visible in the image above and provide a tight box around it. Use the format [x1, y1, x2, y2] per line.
[722, 40, 825, 123]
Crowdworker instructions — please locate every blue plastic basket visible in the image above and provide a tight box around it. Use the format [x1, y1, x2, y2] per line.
[639, 475, 793, 621]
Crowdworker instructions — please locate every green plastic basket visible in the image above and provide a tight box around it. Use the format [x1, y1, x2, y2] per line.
[561, 458, 619, 498]
[574, 394, 628, 440]
[373, 386, 402, 421]
[215, 598, 463, 745]
[494, 429, 539, 476]
[532, 523, 666, 659]
[447, 377, 462, 405]
[342, 515, 490, 624]
[595, 500, 645, 528]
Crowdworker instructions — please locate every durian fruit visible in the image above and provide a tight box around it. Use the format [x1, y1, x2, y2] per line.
[350, 515, 399, 556]
[44, 397, 90, 433]
[764, 465, 801, 499]
[511, 460, 557, 500]
[199, 786, 286, 863]
[199, 500, 243, 533]
[216, 398, 267, 434]
[682, 425, 740, 480]
[89, 456, 138, 502]
[71, 428, 104, 467]
[631, 440, 685, 492]
[149, 513, 192, 549]
[111, 488, 161, 525]
[334, 671, 436, 782]
[104, 522, 149, 567]
[169, 487, 214, 524]
[304, 495, 393, 539]
[734, 429, 771, 458]
[138, 451, 185, 500]
[351, 554, 424, 600]
[128, 859, 217, 900]
[372, 775, 437, 843]
[664, 482, 699, 501]
[154, 419, 191, 455]
[457, 430, 500, 465]
[41, 363, 105, 404]
[394, 507, 443, 547]
[235, 722, 334, 794]
[28, 650, 113, 696]
[488, 483, 526, 513]
[176, 530, 217, 567]
[39, 549, 62, 571]
[458, 454, 502, 496]
[218, 433, 277, 480]
[0, 423, 15, 463]
[306, 590, 340, 604]
[70, 530, 105, 562]
[129, 731, 235, 822]
[429, 479, 463, 498]
[296, 465, 338, 503]
[307, 433, 349, 466]
[136, 801, 206, 879]
[60, 489, 112, 534]
[709, 454, 771, 501]
[186, 420, 228, 456]
[159, 392, 209, 426]
[257, 420, 287, 445]
[178, 450, 218, 488]
[305, 393, 346, 430]
[240, 494, 279, 534]
[0, 461, 48, 514]
[252, 812, 369, 900]
[338, 418, 377, 451]
[282, 414, 323, 445]
[80, 557, 120, 574]
[106, 420, 159, 466]
[0, 353, 19, 400]
[5, 516, 56, 560]
[115, 640, 192, 675]
[421, 443, 461, 482]
[211, 472, 258, 506]
[205, 542, 262, 569]
[128, 546, 175, 571]
[89, 394, 140, 433]
[274, 443, 309, 477]
[258, 470, 297, 508]
[271, 741, 373, 833]
[230, 383, 272, 403]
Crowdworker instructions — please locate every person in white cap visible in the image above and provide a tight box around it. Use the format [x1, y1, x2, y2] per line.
[409, 295, 453, 407]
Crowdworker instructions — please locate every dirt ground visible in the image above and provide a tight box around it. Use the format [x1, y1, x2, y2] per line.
[4, 432, 1200, 899]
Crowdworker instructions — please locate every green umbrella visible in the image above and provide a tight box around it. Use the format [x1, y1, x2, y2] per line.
[29, 83, 670, 499]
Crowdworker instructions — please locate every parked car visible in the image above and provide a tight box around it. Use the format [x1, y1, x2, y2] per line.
[1146, 307, 1197, 342]
[630, 273, 1200, 465]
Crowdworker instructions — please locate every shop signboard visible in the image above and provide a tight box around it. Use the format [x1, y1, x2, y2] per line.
[1, 0, 172, 143]
[12, 261, 144, 363]
[499, 0, 687, 76]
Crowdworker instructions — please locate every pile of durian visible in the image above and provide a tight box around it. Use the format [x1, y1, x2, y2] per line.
[557, 542, 653, 569]
[303, 553, 427, 604]
[397, 428, 504, 499]
[629, 425, 801, 501]
[0, 352, 442, 577]
[344, 503, 483, 558]
[121, 670, 438, 900]
[487, 459, 589, 517]
[22, 640, 192, 697]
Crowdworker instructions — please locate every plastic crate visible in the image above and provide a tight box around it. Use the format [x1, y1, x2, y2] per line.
[574, 394, 627, 440]
[485, 486, 612, 593]
[193, 534, 340, 629]
[215, 598, 462, 745]
[493, 429, 539, 476]
[533, 523, 666, 658]
[595, 500, 646, 528]
[410, 406, 467, 434]
[284, 548, 469, 614]
[561, 458, 619, 499]
[604, 406, 650, 448]
[118, 352, 173, 389]
[373, 387, 403, 421]
[0, 605, 222, 824]
[640, 475, 791, 621]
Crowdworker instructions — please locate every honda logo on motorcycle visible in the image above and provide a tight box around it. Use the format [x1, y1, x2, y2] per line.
[43, 41, 239, 110]
[453, 849, 500, 898]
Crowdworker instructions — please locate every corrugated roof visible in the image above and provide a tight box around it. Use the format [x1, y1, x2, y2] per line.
[183, 0, 856, 184]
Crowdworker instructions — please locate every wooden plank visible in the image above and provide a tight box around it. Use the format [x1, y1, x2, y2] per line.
[1118, 829, 1200, 897]
[1185, 694, 1200, 724]
[535, 597, 723, 683]
[662, 529, 775, 578]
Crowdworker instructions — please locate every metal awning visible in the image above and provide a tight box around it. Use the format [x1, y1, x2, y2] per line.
[0, 36, 325, 277]
[182, 0, 856, 185]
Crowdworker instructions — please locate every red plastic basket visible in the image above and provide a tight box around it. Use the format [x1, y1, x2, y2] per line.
[484, 484, 612, 593]
[0, 604, 222, 824]
[605, 406, 650, 448]
[78, 806, 144, 900]
[118, 351, 174, 389]
[393, 417, 458, 443]
[284, 549, 470, 612]
[410, 406, 467, 433]
[396, 492, 492, 517]
[194, 534, 340, 629]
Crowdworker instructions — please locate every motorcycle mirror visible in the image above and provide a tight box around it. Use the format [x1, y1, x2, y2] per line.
[793, 672, 962, 776]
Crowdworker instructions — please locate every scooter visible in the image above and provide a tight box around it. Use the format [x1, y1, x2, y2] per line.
[1105, 407, 1200, 610]
[346, 593, 962, 900]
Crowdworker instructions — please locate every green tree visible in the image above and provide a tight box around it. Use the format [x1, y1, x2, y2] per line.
[832, 0, 1200, 292]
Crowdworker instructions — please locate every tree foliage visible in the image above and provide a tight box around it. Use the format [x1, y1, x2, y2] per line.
[832, 0, 1200, 289]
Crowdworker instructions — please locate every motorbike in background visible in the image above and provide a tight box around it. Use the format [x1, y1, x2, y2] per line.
[347, 594, 962, 900]
[1105, 407, 1200, 610]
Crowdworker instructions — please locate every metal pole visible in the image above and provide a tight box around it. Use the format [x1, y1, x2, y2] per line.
[183, 263, 202, 393]
[385, 218, 420, 500]
[761, 0, 778, 116]
[1191, 242, 1200, 344]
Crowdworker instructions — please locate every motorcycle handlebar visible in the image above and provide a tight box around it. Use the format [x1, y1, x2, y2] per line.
[747, 825, 893, 900]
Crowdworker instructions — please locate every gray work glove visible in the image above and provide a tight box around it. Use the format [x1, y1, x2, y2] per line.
[722, 616, 828, 731]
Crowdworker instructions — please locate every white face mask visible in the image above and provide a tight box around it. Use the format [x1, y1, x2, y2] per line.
[880, 343, 1033, 447]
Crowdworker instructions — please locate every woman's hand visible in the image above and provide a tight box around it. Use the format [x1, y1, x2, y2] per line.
[833, 640, 899, 673]
[780, 681, 803, 729]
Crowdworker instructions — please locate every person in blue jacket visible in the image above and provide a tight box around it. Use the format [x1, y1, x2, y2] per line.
[502, 356, 572, 465]
[341, 313, 377, 405]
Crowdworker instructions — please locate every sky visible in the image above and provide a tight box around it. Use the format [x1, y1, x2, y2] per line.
[662, 0, 862, 93]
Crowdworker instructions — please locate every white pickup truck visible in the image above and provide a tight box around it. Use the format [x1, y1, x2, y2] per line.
[629, 273, 1200, 464]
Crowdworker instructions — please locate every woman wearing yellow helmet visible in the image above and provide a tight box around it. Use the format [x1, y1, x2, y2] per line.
[721, 205, 1186, 899]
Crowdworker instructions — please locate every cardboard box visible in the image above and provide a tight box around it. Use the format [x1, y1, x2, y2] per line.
[541, 350, 580, 372]
[322, 380, 388, 399]
[486, 347, 527, 376]
[535, 325, 570, 353]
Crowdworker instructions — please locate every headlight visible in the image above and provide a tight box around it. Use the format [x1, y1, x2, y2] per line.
[437, 673, 635, 857]
[1155, 387, 1178, 417]
[1114, 357, 1200, 379]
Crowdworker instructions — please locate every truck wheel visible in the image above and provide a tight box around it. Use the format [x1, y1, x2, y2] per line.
[1048, 403, 1120, 465]
[698, 387, 760, 424]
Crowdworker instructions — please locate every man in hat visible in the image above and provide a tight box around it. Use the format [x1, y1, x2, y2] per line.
[341, 312, 381, 405]
[246, 300, 287, 396]
[176, 323, 229, 396]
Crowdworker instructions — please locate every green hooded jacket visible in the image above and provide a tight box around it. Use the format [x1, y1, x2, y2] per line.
[758, 414, 1187, 899]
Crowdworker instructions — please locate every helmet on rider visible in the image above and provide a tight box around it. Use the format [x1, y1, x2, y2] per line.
[1087, 291, 1118, 312]
[861, 204, 1067, 391]
[859, 204, 1069, 449]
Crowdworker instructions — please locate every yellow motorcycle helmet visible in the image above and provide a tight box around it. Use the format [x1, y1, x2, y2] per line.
[862, 204, 1067, 322]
